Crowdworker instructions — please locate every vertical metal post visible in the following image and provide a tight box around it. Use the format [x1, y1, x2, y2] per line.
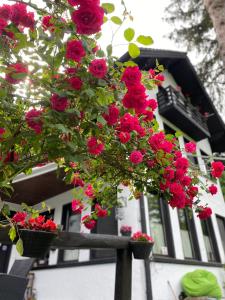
[114, 248, 132, 300]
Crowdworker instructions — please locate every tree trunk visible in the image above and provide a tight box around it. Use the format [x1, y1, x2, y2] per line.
[203, 0, 225, 67]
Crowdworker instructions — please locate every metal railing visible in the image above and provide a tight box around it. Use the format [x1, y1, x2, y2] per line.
[157, 85, 209, 132]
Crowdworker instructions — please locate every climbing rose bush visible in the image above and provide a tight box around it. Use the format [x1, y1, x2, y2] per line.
[0, 0, 224, 232]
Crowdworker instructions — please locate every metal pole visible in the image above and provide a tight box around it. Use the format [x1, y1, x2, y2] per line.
[114, 248, 132, 300]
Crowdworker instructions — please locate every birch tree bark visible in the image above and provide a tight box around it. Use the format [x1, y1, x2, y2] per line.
[203, 0, 225, 67]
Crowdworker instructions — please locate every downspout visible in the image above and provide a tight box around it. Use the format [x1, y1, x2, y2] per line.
[140, 195, 153, 300]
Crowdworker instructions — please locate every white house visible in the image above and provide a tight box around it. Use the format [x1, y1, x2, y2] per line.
[1, 49, 225, 300]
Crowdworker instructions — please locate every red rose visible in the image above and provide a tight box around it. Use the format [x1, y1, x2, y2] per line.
[95, 204, 108, 218]
[129, 150, 143, 165]
[87, 136, 104, 155]
[43, 219, 57, 231]
[20, 12, 35, 30]
[12, 212, 27, 223]
[208, 184, 218, 195]
[89, 59, 107, 79]
[68, 0, 100, 6]
[185, 142, 196, 153]
[119, 132, 131, 144]
[50, 94, 69, 112]
[197, 206, 212, 220]
[0, 5, 11, 20]
[66, 40, 86, 63]
[25, 108, 43, 134]
[72, 5, 104, 35]
[211, 161, 224, 178]
[72, 199, 84, 214]
[67, 77, 83, 90]
[5, 63, 28, 84]
[0, 128, 5, 136]
[82, 215, 96, 230]
[0, 18, 7, 35]
[103, 104, 119, 126]
[10, 3, 27, 25]
[121, 66, 142, 88]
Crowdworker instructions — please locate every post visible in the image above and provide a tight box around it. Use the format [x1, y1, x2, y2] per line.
[114, 248, 132, 300]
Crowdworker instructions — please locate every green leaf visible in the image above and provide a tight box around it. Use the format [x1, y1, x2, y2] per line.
[123, 61, 137, 67]
[41, 202, 46, 209]
[97, 115, 107, 125]
[102, 3, 115, 14]
[136, 35, 153, 46]
[128, 43, 140, 58]
[175, 131, 183, 138]
[124, 28, 135, 42]
[9, 226, 16, 242]
[111, 16, 122, 25]
[16, 238, 24, 256]
[103, 16, 108, 23]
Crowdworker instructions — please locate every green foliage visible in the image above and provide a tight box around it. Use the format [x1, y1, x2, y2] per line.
[111, 16, 122, 25]
[16, 238, 24, 256]
[102, 3, 115, 14]
[165, 0, 225, 112]
[9, 226, 16, 242]
[136, 35, 153, 46]
[128, 43, 140, 58]
[124, 28, 135, 42]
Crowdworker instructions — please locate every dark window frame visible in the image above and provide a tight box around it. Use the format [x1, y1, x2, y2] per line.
[177, 208, 201, 260]
[216, 215, 225, 254]
[201, 218, 220, 263]
[148, 194, 175, 258]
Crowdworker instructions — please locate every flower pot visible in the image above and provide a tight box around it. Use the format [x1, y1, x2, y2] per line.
[121, 231, 132, 237]
[16, 229, 57, 258]
[130, 241, 154, 259]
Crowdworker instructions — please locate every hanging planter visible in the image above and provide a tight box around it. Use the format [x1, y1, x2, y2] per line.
[15, 229, 57, 258]
[130, 240, 154, 259]
[130, 231, 154, 259]
[120, 225, 132, 237]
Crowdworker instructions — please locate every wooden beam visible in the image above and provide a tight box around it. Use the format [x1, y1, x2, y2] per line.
[114, 249, 132, 300]
[51, 231, 130, 250]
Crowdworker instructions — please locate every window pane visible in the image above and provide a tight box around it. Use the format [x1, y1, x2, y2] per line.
[148, 194, 168, 255]
[217, 217, 225, 253]
[178, 209, 194, 258]
[63, 214, 81, 261]
[201, 220, 215, 261]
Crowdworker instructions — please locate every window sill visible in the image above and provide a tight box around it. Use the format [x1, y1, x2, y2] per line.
[151, 255, 222, 268]
[32, 257, 116, 271]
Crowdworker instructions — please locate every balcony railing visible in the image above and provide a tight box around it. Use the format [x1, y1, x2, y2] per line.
[157, 85, 210, 141]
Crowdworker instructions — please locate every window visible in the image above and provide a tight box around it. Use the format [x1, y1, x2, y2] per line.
[177, 209, 201, 260]
[216, 216, 225, 254]
[58, 203, 81, 263]
[90, 207, 117, 259]
[201, 219, 220, 262]
[148, 193, 175, 257]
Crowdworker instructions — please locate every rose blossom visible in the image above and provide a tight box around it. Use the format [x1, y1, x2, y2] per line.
[66, 40, 86, 63]
[0, 18, 7, 35]
[129, 150, 143, 165]
[72, 199, 84, 214]
[185, 141, 196, 153]
[119, 132, 131, 144]
[211, 161, 224, 178]
[208, 184, 218, 195]
[87, 136, 104, 156]
[12, 212, 27, 223]
[5, 63, 28, 84]
[121, 66, 142, 88]
[68, 0, 100, 5]
[82, 215, 96, 230]
[67, 77, 83, 90]
[0, 128, 5, 136]
[95, 204, 108, 218]
[25, 108, 43, 134]
[197, 206, 212, 220]
[72, 5, 104, 35]
[0, 5, 11, 20]
[50, 94, 69, 112]
[103, 104, 120, 126]
[89, 59, 107, 79]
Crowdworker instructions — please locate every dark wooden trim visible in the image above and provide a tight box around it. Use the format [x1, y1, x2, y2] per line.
[32, 257, 116, 271]
[140, 195, 153, 300]
[52, 232, 130, 250]
[114, 249, 132, 300]
[151, 256, 223, 268]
